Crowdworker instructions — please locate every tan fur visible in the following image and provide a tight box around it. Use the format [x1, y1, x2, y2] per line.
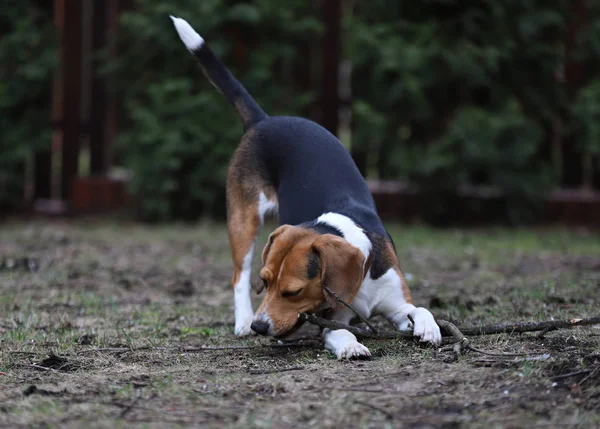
[396, 268, 413, 304]
[226, 131, 276, 287]
[382, 241, 413, 304]
[256, 226, 367, 336]
[234, 99, 254, 127]
[312, 234, 366, 309]
[261, 225, 294, 265]
[227, 200, 260, 286]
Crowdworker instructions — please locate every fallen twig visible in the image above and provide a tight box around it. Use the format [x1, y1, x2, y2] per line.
[299, 313, 411, 339]
[77, 342, 318, 355]
[465, 347, 534, 358]
[436, 319, 526, 357]
[457, 316, 600, 336]
[79, 347, 134, 354]
[119, 389, 142, 418]
[29, 363, 61, 373]
[424, 318, 537, 358]
[536, 327, 552, 338]
[354, 399, 394, 420]
[472, 354, 552, 367]
[249, 366, 304, 375]
[550, 369, 591, 381]
[435, 319, 469, 357]
[322, 285, 378, 334]
[300, 313, 600, 340]
[578, 367, 599, 386]
[301, 312, 600, 358]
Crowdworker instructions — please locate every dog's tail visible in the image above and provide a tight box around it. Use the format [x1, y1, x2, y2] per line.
[170, 16, 267, 131]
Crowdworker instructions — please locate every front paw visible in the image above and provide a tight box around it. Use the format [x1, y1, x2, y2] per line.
[234, 319, 256, 337]
[336, 342, 371, 360]
[412, 309, 442, 345]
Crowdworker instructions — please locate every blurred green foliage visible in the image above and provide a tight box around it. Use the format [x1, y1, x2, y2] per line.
[0, 1, 57, 210]
[573, 81, 600, 156]
[108, 0, 321, 220]
[2, 0, 598, 223]
[347, 0, 597, 223]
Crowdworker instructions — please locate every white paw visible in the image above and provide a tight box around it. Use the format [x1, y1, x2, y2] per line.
[234, 325, 256, 337]
[234, 318, 256, 337]
[336, 342, 371, 360]
[397, 318, 412, 331]
[234, 287, 255, 336]
[412, 308, 442, 345]
[324, 329, 371, 360]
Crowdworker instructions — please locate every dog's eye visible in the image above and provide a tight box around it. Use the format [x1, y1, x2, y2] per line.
[282, 288, 303, 298]
[261, 278, 268, 289]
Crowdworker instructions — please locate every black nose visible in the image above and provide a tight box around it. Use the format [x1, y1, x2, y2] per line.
[250, 320, 270, 335]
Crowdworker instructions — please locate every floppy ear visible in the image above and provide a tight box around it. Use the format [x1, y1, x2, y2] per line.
[261, 225, 292, 264]
[312, 234, 366, 309]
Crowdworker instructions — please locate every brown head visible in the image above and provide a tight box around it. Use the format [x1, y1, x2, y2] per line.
[250, 225, 366, 337]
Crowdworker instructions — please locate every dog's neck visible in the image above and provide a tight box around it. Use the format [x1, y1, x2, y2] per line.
[316, 213, 372, 265]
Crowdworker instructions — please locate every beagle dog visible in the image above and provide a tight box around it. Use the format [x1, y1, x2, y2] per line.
[171, 16, 442, 359]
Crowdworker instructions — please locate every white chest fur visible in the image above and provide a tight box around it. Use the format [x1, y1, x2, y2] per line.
[316, 213, 371, 263]
[316, 212, 442, 356]
[316, 213, 406, 319]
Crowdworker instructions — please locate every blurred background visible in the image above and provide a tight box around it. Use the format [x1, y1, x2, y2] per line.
[1, 0, 599, 227]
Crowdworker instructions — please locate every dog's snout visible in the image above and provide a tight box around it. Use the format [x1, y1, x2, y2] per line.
[250, 320, 269, 335]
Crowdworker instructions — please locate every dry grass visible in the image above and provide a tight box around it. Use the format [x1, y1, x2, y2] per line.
[1, 220, 599, 428]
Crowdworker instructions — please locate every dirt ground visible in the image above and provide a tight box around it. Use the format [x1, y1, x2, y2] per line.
[1, 220, 599, 428]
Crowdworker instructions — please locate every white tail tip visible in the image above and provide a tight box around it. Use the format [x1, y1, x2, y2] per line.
[170, 15, 204, 51]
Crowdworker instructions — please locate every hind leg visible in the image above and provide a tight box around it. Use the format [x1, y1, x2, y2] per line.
[228, 185, 277, 336]
[227, 130, 277, 336]
[228, 208, 257, 336]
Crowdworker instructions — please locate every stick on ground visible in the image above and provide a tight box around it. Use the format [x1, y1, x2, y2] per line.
[299, 313, 409, 339]
[77, 342, 320, 355]
[457, 316, 600, 336]
[322, 285, 378, 334]
[300, 313, 600, 340]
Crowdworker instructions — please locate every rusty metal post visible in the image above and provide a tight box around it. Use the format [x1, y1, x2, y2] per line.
[89, 0, 108, 176]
